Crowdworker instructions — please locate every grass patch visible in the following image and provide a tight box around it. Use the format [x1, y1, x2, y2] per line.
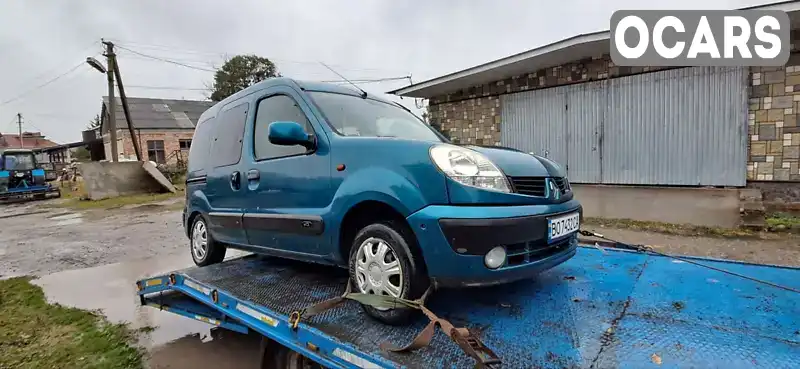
[47, 179, 183, 210]
[0, 277, 143, 369]
[766, 212, 800, 232]
[58, 180, 86, 199]
[583, 217, 760, 239]
[54, 191, 183, 210]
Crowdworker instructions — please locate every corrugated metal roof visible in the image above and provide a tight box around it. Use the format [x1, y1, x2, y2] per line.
[101, 96, 214, 131]
[0, 133, 59, 149]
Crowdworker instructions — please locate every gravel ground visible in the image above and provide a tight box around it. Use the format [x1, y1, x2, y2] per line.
[0, 200, 187, 277]
[2, 198, 798, 278]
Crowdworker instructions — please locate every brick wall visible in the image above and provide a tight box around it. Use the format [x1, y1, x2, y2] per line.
[103, 129, 193, 164]
[427, 54, 667, 145]
[747, 54, 800, 181]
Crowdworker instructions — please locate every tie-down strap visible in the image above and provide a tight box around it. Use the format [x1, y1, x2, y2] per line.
[288, 283, 502, 369]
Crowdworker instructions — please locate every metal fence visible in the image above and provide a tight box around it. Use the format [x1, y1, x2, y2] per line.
[501, 66, 748, 186]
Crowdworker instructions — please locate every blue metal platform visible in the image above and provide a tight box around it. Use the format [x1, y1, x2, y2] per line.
[137, 246, 800, 368]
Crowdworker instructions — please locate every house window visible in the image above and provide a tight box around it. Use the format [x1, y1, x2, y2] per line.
[147, 140, 166, 164]
[179, 139, 192, 150]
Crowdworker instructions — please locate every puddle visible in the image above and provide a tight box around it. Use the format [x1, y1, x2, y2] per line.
[33, 250, 257, 368]
[148, 329, 262, 369]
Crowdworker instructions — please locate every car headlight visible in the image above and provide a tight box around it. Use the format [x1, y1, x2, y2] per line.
[429, 144, 511, 193]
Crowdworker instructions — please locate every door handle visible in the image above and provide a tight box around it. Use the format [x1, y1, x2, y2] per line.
[247, 169, 260, 181]
[230, 171, 241, 190]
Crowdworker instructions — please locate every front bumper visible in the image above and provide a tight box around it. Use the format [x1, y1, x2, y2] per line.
[406, 199, 582, 288]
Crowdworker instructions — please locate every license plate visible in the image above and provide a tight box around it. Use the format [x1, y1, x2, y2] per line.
[548, 212, 580, 241]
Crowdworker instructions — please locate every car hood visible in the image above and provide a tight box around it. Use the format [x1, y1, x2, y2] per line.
[464, 145, 565, 177]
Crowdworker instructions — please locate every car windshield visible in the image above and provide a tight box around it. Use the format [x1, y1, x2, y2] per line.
[309, 92, 444, 142]
[3, 153, 35, 171]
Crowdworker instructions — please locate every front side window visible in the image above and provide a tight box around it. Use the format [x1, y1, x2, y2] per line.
[309, 92, 443, 142]
[2, 153, 35, 170]
[147, 140, 166, 164]
[253, 94, 312, 160]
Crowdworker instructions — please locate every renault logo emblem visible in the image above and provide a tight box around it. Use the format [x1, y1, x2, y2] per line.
[549, 179, 561, 200]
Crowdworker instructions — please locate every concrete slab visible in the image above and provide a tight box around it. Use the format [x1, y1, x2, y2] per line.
[80, 161, 168, 200]
[573, 184, 741, 228]
[142, 161, 177, 193]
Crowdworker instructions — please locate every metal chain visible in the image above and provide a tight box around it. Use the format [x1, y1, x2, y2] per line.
[578, 230, 800, 294]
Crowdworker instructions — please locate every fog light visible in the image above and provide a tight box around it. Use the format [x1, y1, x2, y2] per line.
[484, 246, 506, 269]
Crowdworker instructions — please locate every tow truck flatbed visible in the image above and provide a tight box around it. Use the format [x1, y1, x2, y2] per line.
[137, 246, 800, 368]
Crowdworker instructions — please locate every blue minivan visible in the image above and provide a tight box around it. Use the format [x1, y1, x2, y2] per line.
[183, 77, 582, 324]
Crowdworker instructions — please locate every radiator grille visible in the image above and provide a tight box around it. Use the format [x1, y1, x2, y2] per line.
[508, 176, 570, 197]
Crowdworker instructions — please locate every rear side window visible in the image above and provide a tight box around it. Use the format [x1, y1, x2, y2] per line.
[253, 95, 312, 160]
[211, 102, 249, 168]
[187, 117, 214, 173]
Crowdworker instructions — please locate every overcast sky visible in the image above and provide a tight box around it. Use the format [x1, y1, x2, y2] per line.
[0, 0, 763, 143]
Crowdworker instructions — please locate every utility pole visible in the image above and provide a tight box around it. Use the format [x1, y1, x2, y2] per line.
[17, 113, 23, 148]
[112, 53, 142, 160]
[104, 40, 119, 162]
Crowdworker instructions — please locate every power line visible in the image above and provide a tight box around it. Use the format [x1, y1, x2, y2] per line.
[322, 76, 411, 84]
[115, 45, 216, 72]
[116, 52, 220, 70]
[110, 39, 414, 74]
[4, 116, 17, 131]
[8, 41, 100, 91]
[120, 77, 410, 93]
[0, 61, 89, 106]
[21, 119, 46, 134]
[125, 85, 208, 91]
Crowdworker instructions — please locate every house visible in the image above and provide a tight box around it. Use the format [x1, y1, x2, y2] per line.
[99, 96, 213, 165]
[0, 131, 63, 164]
[0, 131, 59, 150]
[389, 1, 800, 226]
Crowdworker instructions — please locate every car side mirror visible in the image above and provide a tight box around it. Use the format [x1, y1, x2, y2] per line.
[268, 121, 315, 150]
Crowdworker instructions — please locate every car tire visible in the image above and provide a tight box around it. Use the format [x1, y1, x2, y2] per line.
[190, 215, 226, 266]
[348, 220, 429, 325]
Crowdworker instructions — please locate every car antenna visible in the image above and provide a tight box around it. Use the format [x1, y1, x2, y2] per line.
[320, 62, 368, 99]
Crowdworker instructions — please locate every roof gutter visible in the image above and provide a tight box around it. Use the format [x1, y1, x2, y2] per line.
[388, 30, 609, 98]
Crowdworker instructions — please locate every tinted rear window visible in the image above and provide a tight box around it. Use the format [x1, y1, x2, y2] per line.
[187, 117, 215, 174]
[210, 102, 249, 168]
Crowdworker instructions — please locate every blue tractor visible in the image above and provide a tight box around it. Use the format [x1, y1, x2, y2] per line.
[0, 148, 61, 203]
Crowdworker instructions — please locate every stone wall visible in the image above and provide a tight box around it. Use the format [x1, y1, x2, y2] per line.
[427, 54, 667, 145]
[747, 54, 800, 182]
[427, 96, 502, 145]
